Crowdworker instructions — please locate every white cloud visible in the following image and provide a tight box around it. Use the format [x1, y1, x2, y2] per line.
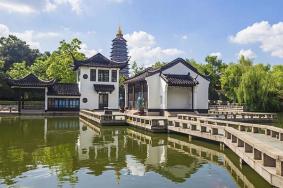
[11, 30, 61, 49]
[209, 52, 222, 59]
[0, 24, 10, 37]
[44, 0, 82, 14]
[44, 0, 57, 12]
[181, 35, 188, 40]
[238, 49, 256, 59]
[12, 31, 41, 49]
[79, 43, 101, 57]
[0, 24, 60, 49]
[124, 31, 184, 66]
[125, 31, 156, 48]
[0, 1, 36, 14]
[230, 21, 283, 58]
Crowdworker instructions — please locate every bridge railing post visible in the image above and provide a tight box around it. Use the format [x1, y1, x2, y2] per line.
[276, 160, 283, 176]
[253, 148, 262, 160]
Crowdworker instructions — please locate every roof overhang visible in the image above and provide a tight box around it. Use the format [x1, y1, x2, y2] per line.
[160, 73, 199, 87]
[93, 84, 115, 93]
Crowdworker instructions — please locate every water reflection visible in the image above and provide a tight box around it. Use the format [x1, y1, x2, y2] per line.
[0, 117, 271, 188]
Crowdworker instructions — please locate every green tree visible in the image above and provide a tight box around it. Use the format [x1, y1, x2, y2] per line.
[119, 75, 127, 87]
[0, 35, 41, 70]
[7, 61, 31, 79]
[221, 63, 244, 102]
[239, 55, 253, 67]
[203, 55, 227, 100]
[0, 60, 4, 77]
[186, 59, 206, 75]
[152, 61, 166, 69]
[237, 64, 279, 112]
[46, 39, 85, 83]
[31, 53, 51, 80]
[271, 65, 283, 106]
[131, 61, 144, 76]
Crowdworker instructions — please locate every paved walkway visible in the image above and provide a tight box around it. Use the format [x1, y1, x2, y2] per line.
[246, 132, 283, 151]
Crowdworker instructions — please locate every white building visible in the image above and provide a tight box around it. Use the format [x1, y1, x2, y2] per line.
[74, 53, 127, 110]
[124, 58, 210, 116]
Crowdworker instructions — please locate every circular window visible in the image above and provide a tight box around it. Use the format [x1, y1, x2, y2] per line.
[82, 98, 88, 103]
[83, 74, 88, 79]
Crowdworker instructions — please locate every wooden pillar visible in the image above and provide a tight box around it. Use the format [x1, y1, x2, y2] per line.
[133, 83, 136, 109]
[125, 84, 128, 108]
[192, 86, 194, 111]
[44, 87, 48, 111]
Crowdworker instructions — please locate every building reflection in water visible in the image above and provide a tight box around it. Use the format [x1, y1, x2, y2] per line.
[0, 117, 272, 188]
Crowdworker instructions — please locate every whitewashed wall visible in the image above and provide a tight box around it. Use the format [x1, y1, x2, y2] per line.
[160, 78, 167, 109]
[167, 87, 192, 109]
[78, 66, 120, 110]
[162, 62, 210, 110]
[145, 73, 160, 109]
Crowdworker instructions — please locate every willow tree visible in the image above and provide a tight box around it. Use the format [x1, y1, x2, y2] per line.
[237, 64, 280, 112]
[221, 63, 242, 102]
[221, 56, 252, 102]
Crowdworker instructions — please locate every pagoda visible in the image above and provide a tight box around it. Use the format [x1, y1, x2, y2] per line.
[110, 26, 129, 77]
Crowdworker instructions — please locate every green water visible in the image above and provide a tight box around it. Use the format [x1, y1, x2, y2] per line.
[0, 116, 271, 188]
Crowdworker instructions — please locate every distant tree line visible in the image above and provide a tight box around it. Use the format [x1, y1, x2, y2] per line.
[0, 35, 85, 99]
[0, 35, 282, 112]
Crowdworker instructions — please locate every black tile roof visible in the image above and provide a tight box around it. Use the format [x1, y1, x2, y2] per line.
[161, 74, 199, 87]
[6, 74, 55, 87]
[47, 83, 80, 96]
[124, 58, 210, 84]
[73, 53, 128, 70]
[124, 67, 158, 84]
[93, 84, 115, 93]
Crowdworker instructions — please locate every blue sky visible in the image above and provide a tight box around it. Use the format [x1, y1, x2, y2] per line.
[0, 0, 282, 66]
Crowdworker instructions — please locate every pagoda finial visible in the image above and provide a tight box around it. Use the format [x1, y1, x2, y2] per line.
[116, 26, 123, 37]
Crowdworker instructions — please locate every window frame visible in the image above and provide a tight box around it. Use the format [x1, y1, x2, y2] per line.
[90, 69, 96, 81]
[111, 70, 117, 82]
[98, 69, 110, 82]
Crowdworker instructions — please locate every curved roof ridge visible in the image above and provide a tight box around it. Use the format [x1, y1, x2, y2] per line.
[7, 73, 55, 83]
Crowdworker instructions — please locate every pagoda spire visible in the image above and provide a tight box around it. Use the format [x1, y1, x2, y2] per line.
[116, 26, 123, 37]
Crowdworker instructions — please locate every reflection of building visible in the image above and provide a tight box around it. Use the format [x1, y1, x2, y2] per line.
[76, 121, 100, 160]
[124, 128, 202, 182]
[145, 145, 167, 166]
[0, 117, 268, 188]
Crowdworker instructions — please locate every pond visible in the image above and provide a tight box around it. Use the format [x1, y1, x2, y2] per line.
[0, 116, 271, 188]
